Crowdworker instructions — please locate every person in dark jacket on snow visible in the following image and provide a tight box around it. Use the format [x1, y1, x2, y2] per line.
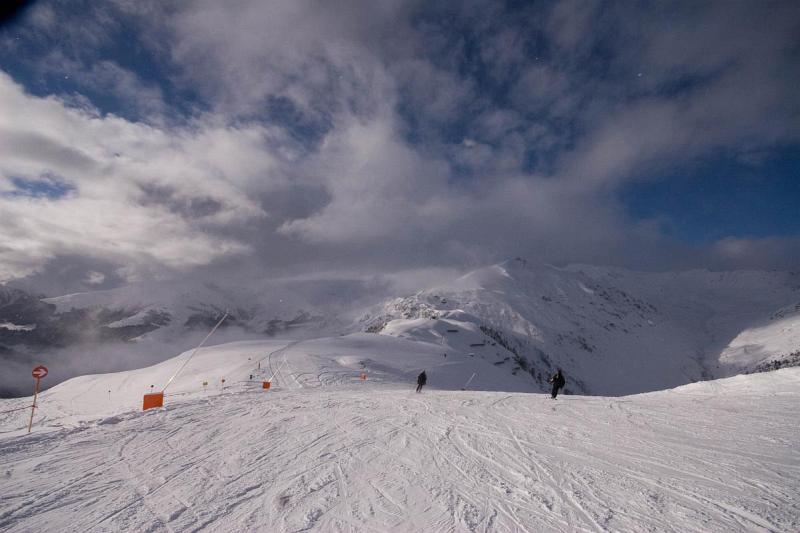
[416, 371, 427, 393]
[548, 369, 566, 399]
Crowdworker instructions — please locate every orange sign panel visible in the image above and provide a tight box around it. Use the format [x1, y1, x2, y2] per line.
[143, 392, 164, 411]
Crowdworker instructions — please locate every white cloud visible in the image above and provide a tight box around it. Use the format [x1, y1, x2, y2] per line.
[85, 271, 106, 285]
[710, 236, 800, 271]
[165, 0, 409, 120]
[0, 73, 285, 281]
[279, 116, 452, 243]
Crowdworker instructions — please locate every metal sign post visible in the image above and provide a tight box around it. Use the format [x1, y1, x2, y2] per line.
[28, 365, 48, 434]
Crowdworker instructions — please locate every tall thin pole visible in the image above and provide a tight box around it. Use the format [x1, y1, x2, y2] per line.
[162, 312, 228, 393]
[462, 372, 477, 390]
[27, 377, 40, 434]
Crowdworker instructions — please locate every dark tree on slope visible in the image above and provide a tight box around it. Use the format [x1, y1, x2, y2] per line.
[748, 351, 800, 374]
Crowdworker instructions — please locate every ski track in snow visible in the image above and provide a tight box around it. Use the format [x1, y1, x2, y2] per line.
[2, 365, 799, 533]
[0, 338, 797, 532]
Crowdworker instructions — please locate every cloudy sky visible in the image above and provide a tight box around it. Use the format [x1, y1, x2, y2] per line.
[1, 0, 798, 294]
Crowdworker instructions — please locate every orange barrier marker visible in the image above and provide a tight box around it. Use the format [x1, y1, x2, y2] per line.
[262, 381, 271, 390]
[143, 392, 164, 411]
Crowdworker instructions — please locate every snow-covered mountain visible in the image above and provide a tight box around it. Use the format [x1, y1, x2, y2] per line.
[360, 258, 800, 395]
[2, 258, 799, 397]
[717, 301, 800, 373]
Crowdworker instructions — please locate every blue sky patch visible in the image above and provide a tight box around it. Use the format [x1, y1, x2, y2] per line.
[621, 148, 800, 243]
[8, 175, 75, 199]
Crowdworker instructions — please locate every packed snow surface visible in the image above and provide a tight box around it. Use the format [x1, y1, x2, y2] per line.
[1, 338, 798, 532]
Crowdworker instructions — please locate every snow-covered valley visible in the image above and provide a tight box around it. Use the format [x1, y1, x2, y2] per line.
[1, 336, 799, 532]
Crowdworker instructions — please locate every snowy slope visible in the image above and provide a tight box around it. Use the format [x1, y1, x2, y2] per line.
[0, 338, 798, 532]
[0, 333, 535, 433]
[569, 265, 800, 373]
[717, 305, 800, 375]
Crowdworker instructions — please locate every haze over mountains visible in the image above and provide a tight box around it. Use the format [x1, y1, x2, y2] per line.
[2, 258, 798, 397]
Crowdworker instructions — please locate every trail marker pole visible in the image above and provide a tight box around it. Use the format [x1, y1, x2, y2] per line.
[27, 380, 39, 434]
[28, 365, 48, 434]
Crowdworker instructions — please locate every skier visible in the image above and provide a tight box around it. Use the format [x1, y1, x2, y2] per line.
[416, 371, 427, 393]
[548, 369, 565, 399]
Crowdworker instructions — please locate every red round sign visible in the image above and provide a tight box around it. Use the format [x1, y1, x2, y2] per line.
[32, 365, 48, 379]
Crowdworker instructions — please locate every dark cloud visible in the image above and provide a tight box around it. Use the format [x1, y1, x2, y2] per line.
[0, 0, 35, 29]
[0, 130, 95, 172]
[137, 183, 225, 219]
[7, 254, 129, 296]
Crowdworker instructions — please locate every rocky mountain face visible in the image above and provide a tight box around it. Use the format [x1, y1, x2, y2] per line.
[2, 259, 799, 397]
